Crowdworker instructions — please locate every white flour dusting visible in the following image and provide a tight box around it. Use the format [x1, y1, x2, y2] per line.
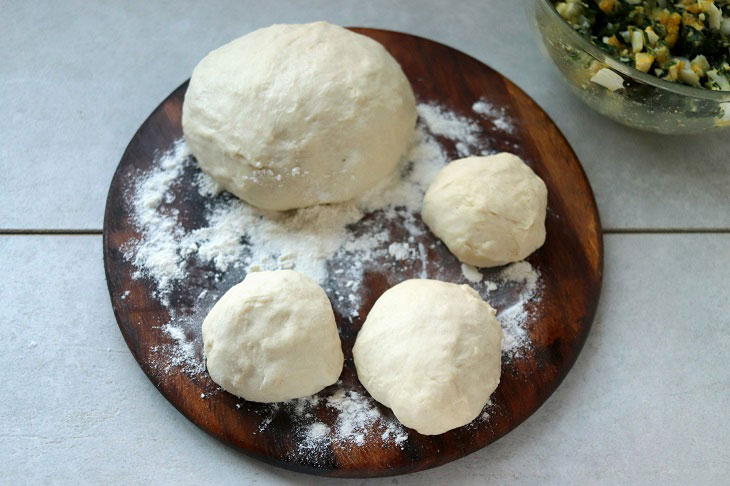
[326, 389, 383, 446]
[307, 422, 330, 439]
[255, 385, 412, 454]
[418, 104, 480, 145]
[388, 242, 415, 261]
[122, 100, 543, 450]
[154, 322, 205, 375]
[417, 103, 493, 157]
[472, 99, 515, 133]
[125, 124, 445, 307]
[467, 399, 495, 429]
[194, 170, 222, 197]
[125, 140, 191, 305]
[496, 261, 541, 358]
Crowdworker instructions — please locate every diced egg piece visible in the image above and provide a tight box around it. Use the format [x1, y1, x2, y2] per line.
[691, 55, 711, 77]
[556, 1, 584, 21]
[591, 68, 625, 91]
[707, 69, 730, 90]
[699, 1, 723, 30]
[635, 53, 655, 73]
[654, 45, 670, 64]
[631, 30, 644, 53]
[665, 63, 680, 81]
[645, 27, 660, 46]
[722, 18, 730, 36]
[677, 59, 701, 87]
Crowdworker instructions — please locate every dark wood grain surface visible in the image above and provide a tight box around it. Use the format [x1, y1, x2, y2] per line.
[103, 28, 603, 478]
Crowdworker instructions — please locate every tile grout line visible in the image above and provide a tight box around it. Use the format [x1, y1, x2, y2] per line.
[0, 229, 103, 235]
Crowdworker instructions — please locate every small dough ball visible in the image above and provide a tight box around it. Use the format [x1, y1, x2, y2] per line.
[182, 21, 417, 211]
[422, 153, 548, 268]
[202, 270, 343, 402]
[353, 279, 503, 435]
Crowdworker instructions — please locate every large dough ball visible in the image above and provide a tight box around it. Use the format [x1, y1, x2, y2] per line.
[422, 153, 548, 268]
[182, 21, 417, 211]
[353, 279, 503, 435]
[202, 270, 343, 402]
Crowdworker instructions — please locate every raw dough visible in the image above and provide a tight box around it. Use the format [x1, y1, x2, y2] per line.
[182, 21, 417, 211]
[202, 270, 343, 402]
[352, 279, 503, 435]
[422, 153, 548, 268]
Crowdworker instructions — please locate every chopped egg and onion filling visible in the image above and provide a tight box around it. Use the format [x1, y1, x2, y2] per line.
[552, 0, 730, 90]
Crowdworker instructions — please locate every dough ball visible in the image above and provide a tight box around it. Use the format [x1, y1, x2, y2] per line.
[182, 21, 417, 211]
[422, 153, 548, 268]
[353, 279, 503, 435]
[202, 270, 343, 402]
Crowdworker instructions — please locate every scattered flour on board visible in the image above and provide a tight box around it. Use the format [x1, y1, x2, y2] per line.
[122, 100, 542, 449]
[458, 260, 539, 357]
[496, 261, 541, 358]
[466, 399, 495, 429]
[125, 140, 191, 305]
[417, 104, 480, 146]
[125, 125, 445, 308]
[416, 103, 494, 157]
[266, 385, 411, 456]
[472, 99, 515, 133]
[155, 322, 205, 375]
[194, 170, 222, 197]
[388, 242, 416, 261]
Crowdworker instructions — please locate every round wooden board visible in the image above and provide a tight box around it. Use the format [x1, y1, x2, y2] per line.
[104, 28, 602, 478]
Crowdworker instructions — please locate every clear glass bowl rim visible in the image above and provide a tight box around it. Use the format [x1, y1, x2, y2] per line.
[536, 0, 730, 101]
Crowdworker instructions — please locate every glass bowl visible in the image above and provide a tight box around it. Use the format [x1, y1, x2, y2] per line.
[527, 0, 730, 134]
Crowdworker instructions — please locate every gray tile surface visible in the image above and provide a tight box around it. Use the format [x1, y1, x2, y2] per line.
[2, 234, 728, 484]
[2, 0, 729, 230]
[3, 1, 729, 483]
